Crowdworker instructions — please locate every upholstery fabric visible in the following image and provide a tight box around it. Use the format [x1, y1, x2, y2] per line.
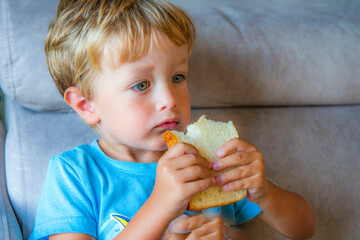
[5, 97, 360, 239]
[0, 119, 22, 240]
[4, 99, 96, 238]
[182, 0, 360, 107]
[0, 0, 67, 111]
[0, 0, 359, 111]
[1, 0, 360, 239]
[191, 106, 360, 240]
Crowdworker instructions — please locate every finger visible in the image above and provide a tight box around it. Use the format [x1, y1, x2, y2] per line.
[185, 214, 211, 230]
[164, 232, 189, 240]
[222, 175, 258, 192]
[167, 214, 192, 234]
[179, 165, 214, 182]
[184, 178, 215, 198]
[168, 214, 210, 236]
[215, 165, 254, 186]
[213, 151, 262, 171]
[198, 231, 225, 240]
[216, 138, 257, 158]
[174, 153, 212, 170]
[165, 142, 200, 159]
[186, 216, 224, 240]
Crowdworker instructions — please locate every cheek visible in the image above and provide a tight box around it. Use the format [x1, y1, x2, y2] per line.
[97, 96, 148, 127]
[181, 91, 191, 115]
[116, 100, 152, 128]
[177, 91, 191, 131]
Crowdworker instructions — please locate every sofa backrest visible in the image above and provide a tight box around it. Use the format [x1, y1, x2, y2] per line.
[1, 0, 360, 239]
[1, 0, 360, 112]
[0, 0, 68, 111]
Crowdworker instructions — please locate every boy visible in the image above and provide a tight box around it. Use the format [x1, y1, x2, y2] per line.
[30, 0, 316, 239]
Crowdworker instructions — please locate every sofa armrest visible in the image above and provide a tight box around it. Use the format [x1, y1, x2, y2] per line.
[0, 119, 22, 240]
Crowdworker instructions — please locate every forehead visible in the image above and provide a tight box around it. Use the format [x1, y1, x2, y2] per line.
[106, 42, 189, 76]
[101, 32, 190, 71]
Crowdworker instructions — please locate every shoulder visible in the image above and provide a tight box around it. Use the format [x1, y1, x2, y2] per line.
[30, 143, 102, 240]
[39, 142, 101, 206]
[50, 141, 97, 167]
[46, 141, 100, 181]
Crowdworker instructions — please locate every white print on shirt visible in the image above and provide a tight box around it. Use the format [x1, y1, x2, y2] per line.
[98, 213, 131, 240]
[111, 213, 130, 229]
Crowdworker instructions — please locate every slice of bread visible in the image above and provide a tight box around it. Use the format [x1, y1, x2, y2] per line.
[163, 115, 247, 211]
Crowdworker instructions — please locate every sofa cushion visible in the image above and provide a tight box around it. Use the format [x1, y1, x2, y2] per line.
[0, 119, 22, 240]
[191, 106, 360, 239]
[182, 0, 360, 107]
[1, 0, 360, 112]
[5, 95, 360, 239]
[4, 99, 96, 239]
[0, 0, 69, 111]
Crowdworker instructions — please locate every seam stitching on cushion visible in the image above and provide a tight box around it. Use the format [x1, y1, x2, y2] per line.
[13, 102, 26, 234]
[0, 191, 9, 240]
[0, 122, 9, 240]
[211, 7, 245, 42]
[3, 0, 16, 100]
[19, 107, 27, 235]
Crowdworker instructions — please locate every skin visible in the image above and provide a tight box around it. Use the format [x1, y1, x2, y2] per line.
[164, 214, 226, 240]
[51, 35, 316, 240]
[213, 138, 317, 239]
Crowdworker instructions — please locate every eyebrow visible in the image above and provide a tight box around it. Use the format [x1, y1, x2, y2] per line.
[133, 57, 188, 72]
[133, 65, 154, 73]
[178, 58, 188, 66]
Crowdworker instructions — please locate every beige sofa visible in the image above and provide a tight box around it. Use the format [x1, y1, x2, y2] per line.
[1, 0, 360, 239]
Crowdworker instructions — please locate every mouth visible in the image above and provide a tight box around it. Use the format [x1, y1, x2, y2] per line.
[156, 119, 180, 131]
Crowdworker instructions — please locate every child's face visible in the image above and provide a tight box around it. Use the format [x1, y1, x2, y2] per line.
[90, 37, 191, 160]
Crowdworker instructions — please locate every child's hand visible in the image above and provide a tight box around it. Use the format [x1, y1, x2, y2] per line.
[151, 143, 215, 218]
[213, 138, 268, 203]
[164, 214, 226, 240]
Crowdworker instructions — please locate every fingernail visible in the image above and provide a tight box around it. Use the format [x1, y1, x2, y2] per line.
[216, 149, 224, 157]
[211, 177, 216, 184]
[212, 162, 220, 170]
[215, 176, 222, 185]
[223, 184, 231, 191]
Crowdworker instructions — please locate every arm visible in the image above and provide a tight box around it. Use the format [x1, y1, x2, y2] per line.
[50, 143, 214, 240]
[213, 138, 316, 239]
[256, 181, 317, 239]
[164, 214, 226, 240]
[113, 143, 215, 239]
[50, 233, 95, 240]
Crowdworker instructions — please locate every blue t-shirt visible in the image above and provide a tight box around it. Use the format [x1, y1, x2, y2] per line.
[29, 140, 262, 240]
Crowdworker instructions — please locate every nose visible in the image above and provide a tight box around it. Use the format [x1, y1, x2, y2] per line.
[156, 84, 177, 111]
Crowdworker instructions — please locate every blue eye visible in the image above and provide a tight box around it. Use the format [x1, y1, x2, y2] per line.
[132, 81, 150, 91]
[172, 74, 185, 83]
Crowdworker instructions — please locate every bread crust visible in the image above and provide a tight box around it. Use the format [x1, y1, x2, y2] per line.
[188, 188, 247, 211]
[163, 116, 247, 211]
[163, 131, 178, 149]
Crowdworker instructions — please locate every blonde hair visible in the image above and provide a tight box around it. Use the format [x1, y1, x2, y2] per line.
[45, 0, 196, 99]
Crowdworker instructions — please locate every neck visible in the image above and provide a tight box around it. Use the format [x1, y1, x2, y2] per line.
[98, 139, 166, 163]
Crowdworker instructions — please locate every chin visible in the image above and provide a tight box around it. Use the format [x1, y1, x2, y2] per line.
[143, 134, 171, 151]
[142, 141, 168, 152]
[155, 143, 168, 151]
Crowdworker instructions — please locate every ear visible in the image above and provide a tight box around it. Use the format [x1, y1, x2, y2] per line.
[64, 87, 100, 125]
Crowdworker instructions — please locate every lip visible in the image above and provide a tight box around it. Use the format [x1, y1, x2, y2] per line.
[156, 118, 180, 130]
